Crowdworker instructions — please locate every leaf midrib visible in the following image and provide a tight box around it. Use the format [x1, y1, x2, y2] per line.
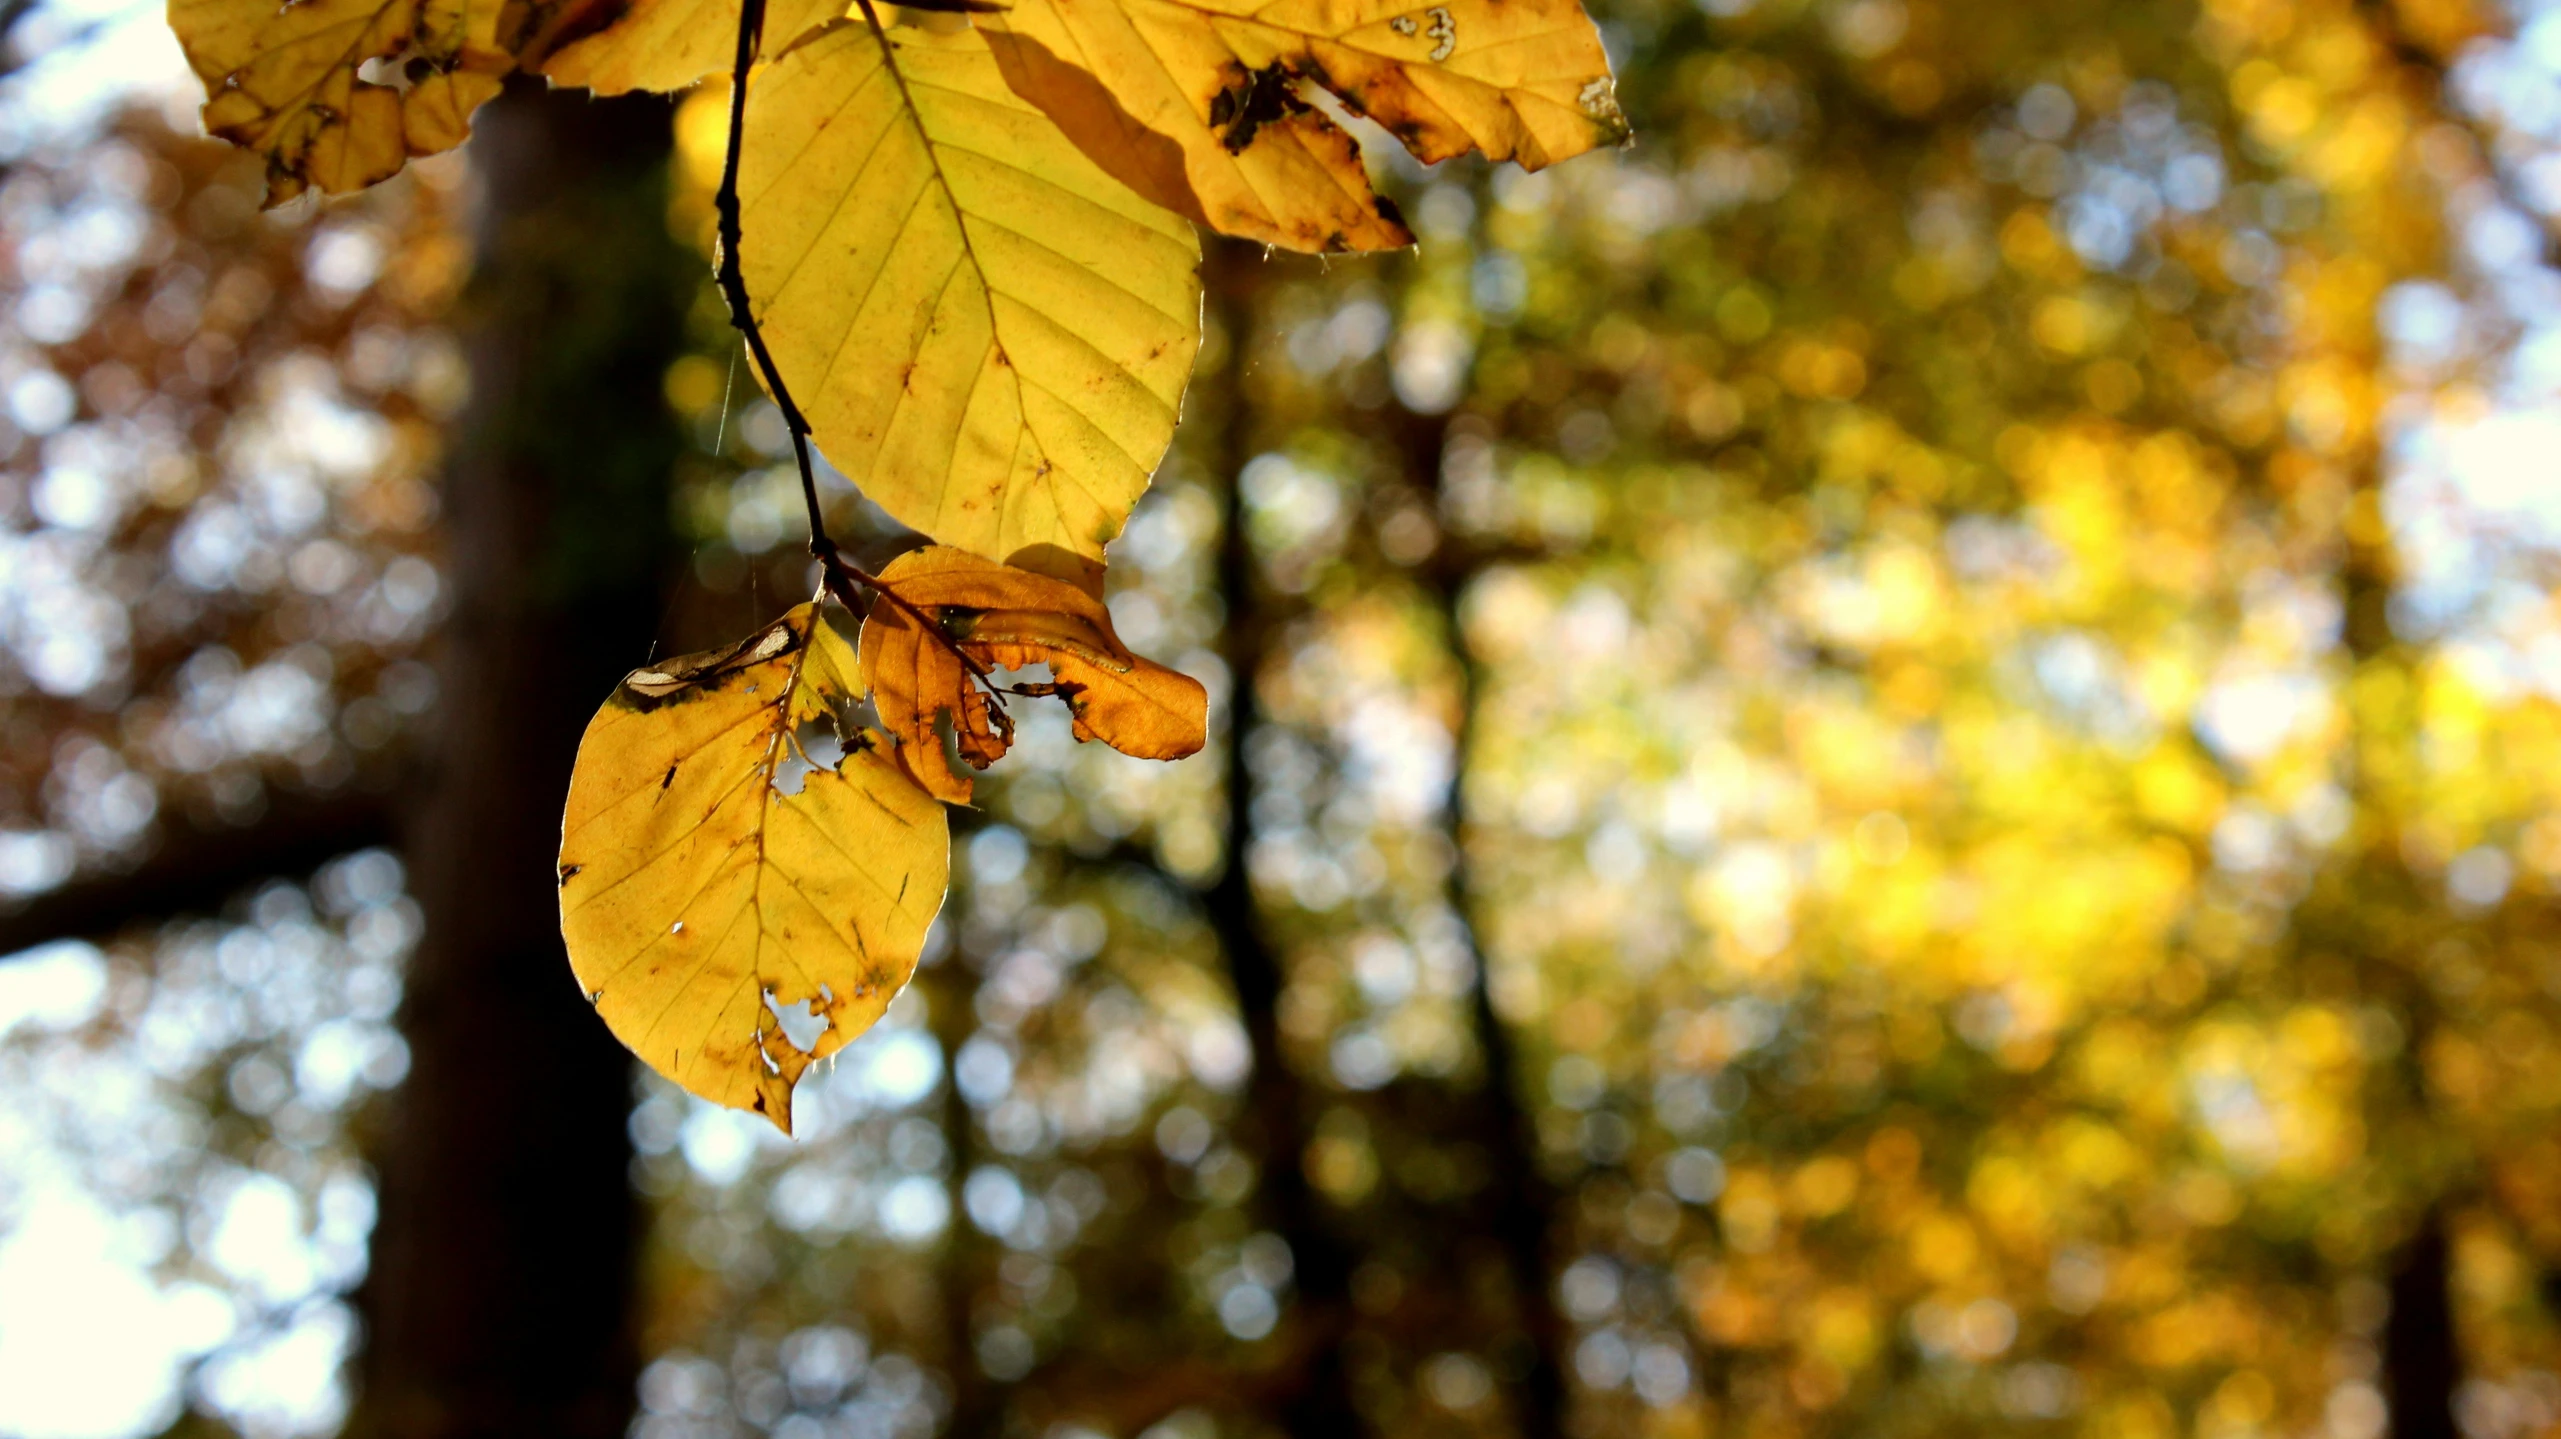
[854, 3, 1029, 443]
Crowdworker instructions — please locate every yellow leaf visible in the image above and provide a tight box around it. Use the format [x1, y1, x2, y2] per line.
[861, 546, 1208, 801]
[169, 0, 513, 205]
[558, 603, 949, 1135]
[980, 9, 1414, 252]
[531, 0, 850, 95]
[735, 9, 1203, 564]
[980, 0, 1627, 252]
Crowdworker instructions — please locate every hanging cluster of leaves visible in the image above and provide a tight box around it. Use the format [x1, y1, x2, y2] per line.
[167, 0, 1624, 1129]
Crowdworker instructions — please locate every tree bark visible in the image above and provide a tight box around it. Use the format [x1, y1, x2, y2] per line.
[2339, 456, 2464, 1439]
[1201, 238, 1368, 1438]
[1398, 403, 1570, 1439]
[348, 81, 692, 1439]
[2387, 1209, 2461, 1439]
[929, 944, 1003, 1439]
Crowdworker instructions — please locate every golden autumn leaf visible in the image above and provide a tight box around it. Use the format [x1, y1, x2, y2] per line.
[530, 0, 848, 95]
[980, 9, 1414, 253]
[734, 9, 1203, 565]
[979, 0, 1627, 253]
[169, 0, 514, 205]
[860, 546, 1208, 803]
[557, 603, 949, 1135]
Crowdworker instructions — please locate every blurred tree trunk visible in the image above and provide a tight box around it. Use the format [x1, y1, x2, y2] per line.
[1401, 404, 1570, 1439]
[1203, 238, 1369, 1438]
[348, 81, 691, 1439]
[2340, 468, 2463, 1439]
[2387, 1210, 2460, 1439]
[929, 937, 1004, 1439]
[1195, 246, 1573, 1436]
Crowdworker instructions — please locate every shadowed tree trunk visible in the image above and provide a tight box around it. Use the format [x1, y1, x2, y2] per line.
[2387, 1210, 2461, 1439]
[348, 81, 692, 1439]
[1397, 402, 1570, 1439]
[929, 930, 1004, 1439]
[1191, 245, 1573, 1436]
[1202, 237, 1369, 1438]
[2339, 459, 2463, 1439]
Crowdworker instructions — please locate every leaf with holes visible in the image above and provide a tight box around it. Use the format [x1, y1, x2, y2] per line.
[860, 545, 1208, 803]
[169, 0, 516, 205]
[557, 602, 949, 1134]
[978, 0, 1627, 253]
[733, 7, 1203, 565]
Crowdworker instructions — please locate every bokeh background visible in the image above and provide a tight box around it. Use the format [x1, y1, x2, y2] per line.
[5, 0, 2561, 1435]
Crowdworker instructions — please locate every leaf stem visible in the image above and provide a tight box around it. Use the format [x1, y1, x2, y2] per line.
[710, 0, 997, 684]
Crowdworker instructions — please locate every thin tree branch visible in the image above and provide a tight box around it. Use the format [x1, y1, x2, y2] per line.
[0, 0, 51, 81]
[707, 0, 996, 685]
[0, 791, 397, 957]
[713, 0, 821, 518]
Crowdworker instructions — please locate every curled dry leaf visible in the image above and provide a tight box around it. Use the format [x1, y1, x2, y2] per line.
[860, 546, 1208, 803]
[980, 0, 1627, 253]
[170, 0, 514, 205]
[558, 603, 949, 1134]
[735, 9, 1204, 564]
[169, 0, 863, 203]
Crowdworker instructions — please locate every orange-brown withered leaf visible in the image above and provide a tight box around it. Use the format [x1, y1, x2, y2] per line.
[981, 6, 1414, 253]
[170, 0, 513, 205]
[980, 0, 1627, 252]
[860, 546, 1208, 801]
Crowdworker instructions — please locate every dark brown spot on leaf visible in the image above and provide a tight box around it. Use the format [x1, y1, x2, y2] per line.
[1210, 62, 1312, 155]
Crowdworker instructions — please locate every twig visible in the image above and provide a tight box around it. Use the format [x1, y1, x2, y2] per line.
[710, 0, 998, 685]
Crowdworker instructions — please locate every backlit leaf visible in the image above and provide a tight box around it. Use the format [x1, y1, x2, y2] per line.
[169, 0, 513, 205]
[532, 0, 850, 95]
[734, 9, 1203, 565]
[980, 6, 1414, 252]
[861, 545, 1208, 802]
[980, 0, 1627, 252]
[557, 603, 948, 1135]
